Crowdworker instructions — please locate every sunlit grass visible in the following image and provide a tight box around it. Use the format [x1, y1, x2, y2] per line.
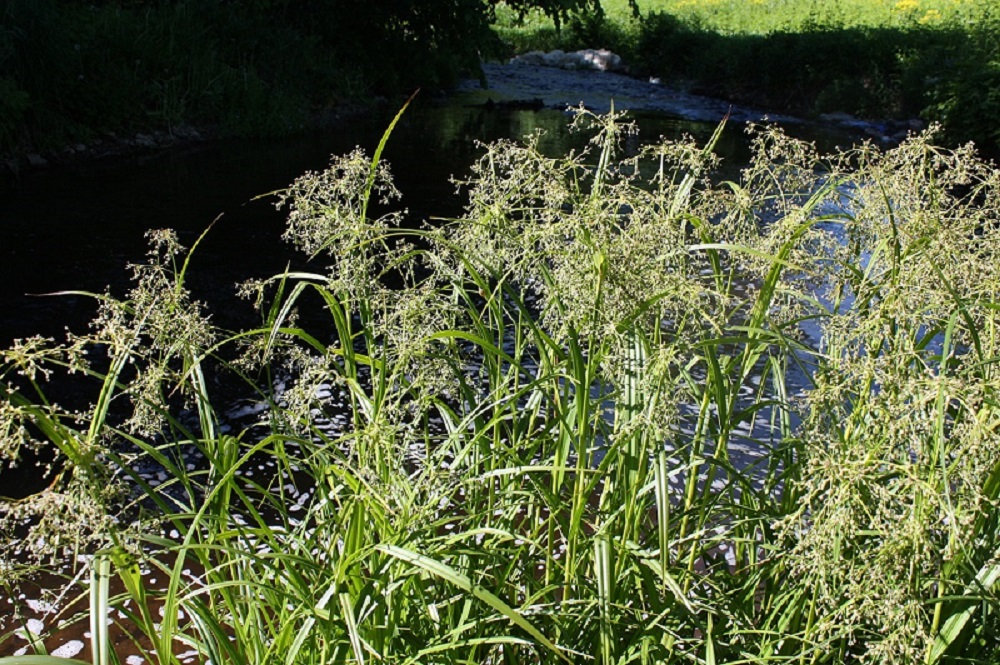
[500, 0, 991, 34]
[652, 0, 987, 30]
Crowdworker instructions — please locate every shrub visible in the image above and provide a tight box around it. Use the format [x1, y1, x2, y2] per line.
[3, 106, 1000, 664]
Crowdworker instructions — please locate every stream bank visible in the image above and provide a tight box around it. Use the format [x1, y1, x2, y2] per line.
[455, 59, 923, 145]
[3, 58, 924, 179]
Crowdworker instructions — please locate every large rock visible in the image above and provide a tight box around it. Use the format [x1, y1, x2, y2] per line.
[578, 48, 624, 72]
[511, 48, 626, 73]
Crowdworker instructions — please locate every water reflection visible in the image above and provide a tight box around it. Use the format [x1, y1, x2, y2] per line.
[0, 104, 716, 345]
[0, 99, 852, 348]
[0, 98, 860, 500]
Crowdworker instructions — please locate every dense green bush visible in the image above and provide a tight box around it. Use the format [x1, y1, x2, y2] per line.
[3, 105, 1000, 664]
[919, 21, 1000, 151]
[0, 0, 330, 151]
[629, 12, 998, 138]
[0, 76, 29, 150]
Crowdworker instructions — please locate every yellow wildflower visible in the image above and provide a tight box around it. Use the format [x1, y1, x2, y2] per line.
[918, 8, 942, 23]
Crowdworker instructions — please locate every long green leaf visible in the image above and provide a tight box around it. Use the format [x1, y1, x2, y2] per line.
[377, 545, 573, 664]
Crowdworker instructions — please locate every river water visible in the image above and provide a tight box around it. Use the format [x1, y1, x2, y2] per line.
[1, 64, 864, 348]
[0, 107, 707, 347]
[1, 66, 866, 659]
[0, 64, 866, 508]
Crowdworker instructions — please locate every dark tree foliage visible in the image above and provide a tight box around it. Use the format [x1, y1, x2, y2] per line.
[0, 0, 619, 153]
[276, 0, 500, 90]
[220, 0, 631, 87]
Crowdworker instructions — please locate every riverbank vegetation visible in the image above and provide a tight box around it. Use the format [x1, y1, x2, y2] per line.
[3, 105, 1000, 663]
[5, 0, 999, 166]
[496, 0, 1000, 154]
[0, 0, 610, 161]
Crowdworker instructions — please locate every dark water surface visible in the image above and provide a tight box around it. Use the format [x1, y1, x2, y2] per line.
[0, 98, 756, 508]
[1, 101, 746, 347]
[0, 88, 869, 660]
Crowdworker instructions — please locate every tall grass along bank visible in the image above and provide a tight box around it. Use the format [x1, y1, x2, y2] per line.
[2, 103, 1000, 663]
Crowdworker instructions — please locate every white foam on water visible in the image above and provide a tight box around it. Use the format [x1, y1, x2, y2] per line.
[25, 598, 55, 613]
[51, 640, 85, 658]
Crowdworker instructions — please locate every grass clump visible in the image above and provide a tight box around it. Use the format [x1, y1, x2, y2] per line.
[2, 103, 1000, 663]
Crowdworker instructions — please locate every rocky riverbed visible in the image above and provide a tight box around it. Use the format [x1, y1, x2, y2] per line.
[456, 58, 922, 145]
[4, 55, 924, 178]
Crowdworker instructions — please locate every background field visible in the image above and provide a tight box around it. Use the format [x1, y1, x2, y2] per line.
[498, 0, 993, 43]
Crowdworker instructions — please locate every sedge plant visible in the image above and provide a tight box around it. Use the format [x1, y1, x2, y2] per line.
[2, 102, 1000, 665]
